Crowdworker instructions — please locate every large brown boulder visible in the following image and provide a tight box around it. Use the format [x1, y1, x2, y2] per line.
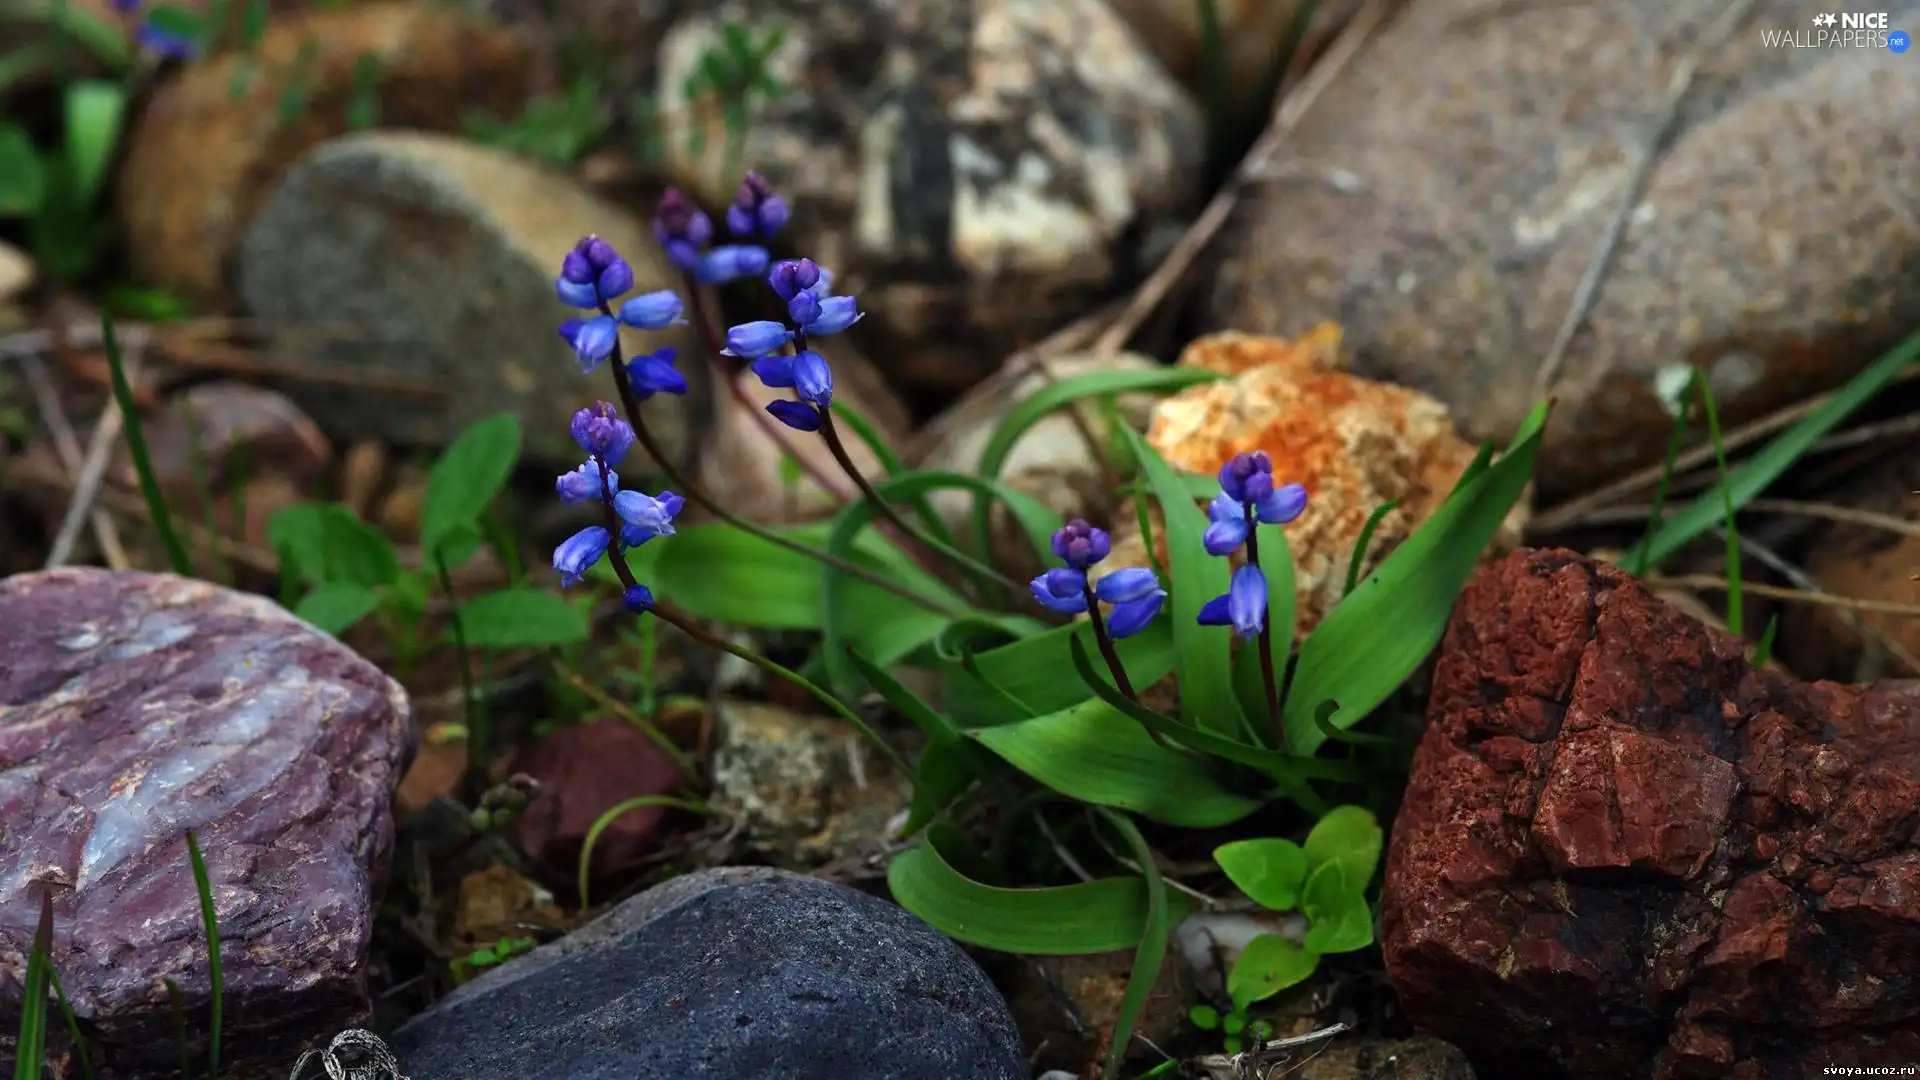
[1383, 548, 1920, 1079]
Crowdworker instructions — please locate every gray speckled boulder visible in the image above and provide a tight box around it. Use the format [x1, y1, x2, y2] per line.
[0, 568, 413, 1080]
[389, 867, 1027, 1080]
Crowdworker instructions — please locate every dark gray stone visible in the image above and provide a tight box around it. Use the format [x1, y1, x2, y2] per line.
[389, 867, 1026, 1080]
[0, 567, 413, 1080]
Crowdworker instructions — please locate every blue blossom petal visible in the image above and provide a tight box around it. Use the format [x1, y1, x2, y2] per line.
[1106, 594, 1165, 639]
[696, 244, 771, 284]
[626, 348, 688, 398]
[553, 526, 610, 587]
[556, 461, 614, 504]
[723, 320, 794, 359]
[1030, 568, 1089, 614]
[1203, 494, 1250, 557]
[787, 291, 823, 327]
[1094, 567, 1162, 605]
[801, 295, 863, 336]
[792, 350, 834, 408]
[560, 250, 594, 284]
[1218, 451, 1274, 505]
[555, 277, 599, 309]
[569, 403, 635, 462]
[1227, 563, 1268, 639]
[596, 258, 634, 300]
[1196, 593, 1234, 626]
[612, 489, 682, 542]
[750, 354, 796, 389]
[1255, 482, 1308, 525]
[569, 316, 620, 371]
[768, 258, 822, 301]
[623, 584, 654, 613]
[617, 290, 685, 330]
[766, 400, 823, 432]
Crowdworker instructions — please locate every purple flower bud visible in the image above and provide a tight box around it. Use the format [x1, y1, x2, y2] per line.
[566, 315, 620, 372]
[801, 295, 862, 336]
[570, 402, 635, 463]
[626, 348, 688, 399]
[750, 354, 795, 389]
[612, 489, 682, 543]
[553, 526, 610, 587]
[791, 350, 834, 408]
[653, 189, 712, 271]
[617, 290, 685, 330]
[623, 584, 655, 613]
[727, 172, 789, 239]
[787, 291, 823, 327]
[766, 400, 823, 432]
[1202, 493, 1250, 557]
[556, 461, 616, 504]
[560, 249, 595, 284]
[576, 236, 621, 274]
[695, 244, 771, 284]
[1029, 567, 1090, 614]
[722, 320, 794, 359]
[1051, 519, 1112, 570]
[596, 257, 635, 300]
[1218, 451, 1275, 505]
[768, 258, 823, 301]
[555, 277, 599, 309]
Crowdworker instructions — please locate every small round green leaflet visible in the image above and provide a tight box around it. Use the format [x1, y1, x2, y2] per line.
[1301, 804, 1384, 893]
[1212, 837, 1309, 913]
[1300, 862, 1374, 954]
[1227, 933, 1319, 1011]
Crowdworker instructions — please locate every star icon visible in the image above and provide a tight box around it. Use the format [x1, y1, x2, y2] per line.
[1813, 12, 1836, 25]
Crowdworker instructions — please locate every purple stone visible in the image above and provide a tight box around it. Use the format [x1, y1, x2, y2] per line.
[0, 568, 414, 1078]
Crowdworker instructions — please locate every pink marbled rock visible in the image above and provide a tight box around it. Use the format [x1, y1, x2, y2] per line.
[0, 568, 413, 1079]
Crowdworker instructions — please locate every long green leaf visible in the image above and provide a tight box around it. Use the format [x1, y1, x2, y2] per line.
[457, 588, 591, 648]
[1120, 428, 1236, 733]
[887, 838, 1193, 955]
[822, 469, 1059, 695]
[63, 80, 123, 207]
[974, 699, 1263, 828]
[1283, 401, 1550, 755]
[971, 368, 1226, 560]
[1631, 330, 1920, 569]
[103, 315, 194, 576]
[943, 618, 1176, 728]
[13, 893, 53, 1080]
[1098, 810, 1171, 1080]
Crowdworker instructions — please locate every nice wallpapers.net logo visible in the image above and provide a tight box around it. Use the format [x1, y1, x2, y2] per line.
[1759, 11, 1909, 50]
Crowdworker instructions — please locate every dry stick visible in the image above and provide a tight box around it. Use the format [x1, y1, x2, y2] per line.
[1647, 575, 1920, 619]
[1727, 528, 1920, 677]
[1574, 498, 1920, 543]
[18, 355, 131, 569]
[44, 342, 146, 569]
[1531, 0, 1757, 400]
[1086, 0, 1398, 357]
[1531, 366, 1920, 531]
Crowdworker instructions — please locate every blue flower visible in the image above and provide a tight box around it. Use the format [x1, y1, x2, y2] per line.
[553, 526, 610, 587]
[1204, 452, 1307, 556]
[1030, 521, 1164, 639]
[1031, 567, 1089, 614]
[801, 295, 862, 336]
[653, 189, 713, 273]
[1052, 519, 1111, 570]
[623, 584, 655, 613]
[787, 290, 823, 327]
[556, 461, 615, 504]
[617, 290, 685, 330]
[561, 316, 620, 372]
[626, 348, 688, 399]
[727, 172, 789, 240]
[1197, 564, 1268, 639]
[612, 489, 683, 545]
[768, 258, 823, 301]
[766, 399, 824, 432]
[723, 320, 795, 359]
[746, 350, 831, 407]
[1097, 567, 1168, 640]
[570, 402, 635, 463]
[556, 235, 633, 308]
[695, 244, 771, 284]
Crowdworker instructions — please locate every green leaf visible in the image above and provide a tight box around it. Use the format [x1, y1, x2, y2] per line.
[1213, 838, 1308, 913]
[457, 588, 591, 648]
[294, 581, 382, 635]
[266, 502, 328, 584]
[421, 413, 522, 560]
[887, 838, 1193, 955]
[943, 617, 1176, 727]
[434, 520, 484, 574]
[1189, 1004, 1222, 1031]
[1300, 862, 1373, 954]
[823, 468, 1059, 694]
[1628, 330, 1920, 571]
[63, 80, 124, 208]
[1120, 428, 1237, 734]
[971, 367, 1226, 559]
[319, 504, 400, 586]
[1344, 499, 1401, 597]
[1226, 933, 1319, 1011]
[1284, 400, 1550, 755]
[1302, 805, 1383, 892]
[0, 123, 46, 217]
[1097, 810, 1171, 1080]
[974, 700, 1263, 828]
[845, 647, 990, 835]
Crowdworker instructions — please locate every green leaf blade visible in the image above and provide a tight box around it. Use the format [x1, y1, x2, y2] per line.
[1213, 837, 1308, 913]
[421, 413, 522, 559]
[457, 587, 591, 648]
[294, 581, 382, 635]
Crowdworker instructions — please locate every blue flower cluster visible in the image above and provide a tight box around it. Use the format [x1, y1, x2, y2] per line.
[551, 404, 684, 612]
[1029, 520, 1167, 640]
[1196, 451, 1307, 639]
[723, 257, 863, 432]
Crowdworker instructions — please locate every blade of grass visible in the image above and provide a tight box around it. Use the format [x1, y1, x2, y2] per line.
[578, 795, 710, 907]
[1342, 499, 1399, 597]
[102, 314, 194, 576]
[1630, 329, 1920, 570]
[1690, 371, 1742, 635]
[186, 832, 223, 1079]
[162, 978, 192, 1080]
[1621, 386, 1693, 576]
[13, 892, 54, 1080]
[1097, 810, 1171, 1080]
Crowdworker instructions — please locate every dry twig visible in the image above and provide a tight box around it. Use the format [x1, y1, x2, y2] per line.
[18, 356, 131, 569]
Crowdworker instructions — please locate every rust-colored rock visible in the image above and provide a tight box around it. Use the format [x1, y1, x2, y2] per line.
[0, 568, 413, 1079]
[508, 717, 689, 879]
[118, 3, 538, 308]
[1383, 548, 1920, 1079]
[1097, 327, 1528, 643]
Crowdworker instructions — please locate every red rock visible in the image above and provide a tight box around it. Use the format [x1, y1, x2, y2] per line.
[1383, 548, 1920, 1079]
[0, 568, 413, 1079]
[509, 717, 688, 882]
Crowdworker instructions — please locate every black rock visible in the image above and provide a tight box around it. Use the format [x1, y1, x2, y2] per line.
[389, 867, 1027, 1080]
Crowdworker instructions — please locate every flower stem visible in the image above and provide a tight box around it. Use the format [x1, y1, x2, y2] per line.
[1243, 513, 1284, 750]
[1080, 580, 1137, 702]
[818, 410, 1023, 596]
[601, 340, 960, 618]
[681, 278, 854, 503]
